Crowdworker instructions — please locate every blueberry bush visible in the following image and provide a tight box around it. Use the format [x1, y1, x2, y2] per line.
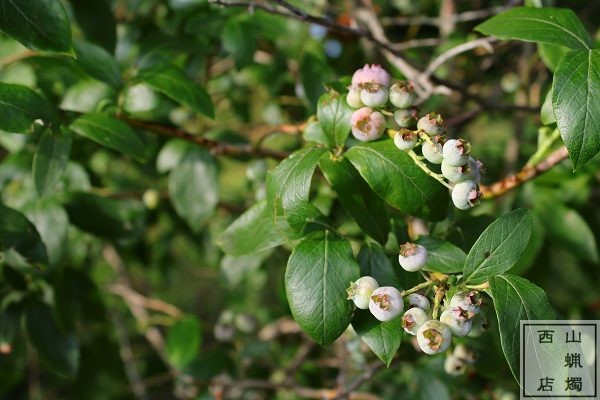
[0, 1, 599, 399]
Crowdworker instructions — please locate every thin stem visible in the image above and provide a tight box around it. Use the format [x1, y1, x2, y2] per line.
[400, 280, 435, 297]
[431, 286, 446, 320]
[407, 150, 452, 190]
[465, 282, 490, 291]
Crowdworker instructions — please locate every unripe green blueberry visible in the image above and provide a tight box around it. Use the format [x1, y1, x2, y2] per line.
[393, 129, 418, 151]
[451, 180, 481, 210]
[467, 313, 489, 337]
[143, 189, 160, 209]
[369, 286, 404, 322]
[398, 242, 428, 272]
[453, 343, 477, 364]
[346, 87, 363, 108]
[442, 139, 470, 167]
[441, 160, 470, 183]
[389, 82, 417, 108]
[417, 112, 445, 136]
[449, 291, 482, 316]
[417, 320, 452, 355]
[422, 140, 444, 164]
[346, 276, 379, 309]
[466, 156, 483, 183]
[444, 354, 467, 376]
[360, 86, 389, 108]
[440, 306, 473, 337]
[350, 107, 386, 142]
[407, 293, 430, 310]
[393, 108, 417, 128]
[402, 307, 429, 335]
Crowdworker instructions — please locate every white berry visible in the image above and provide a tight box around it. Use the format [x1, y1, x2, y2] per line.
[393, 108, 416, 128]
[393, 130, 418, 151]
[440, 307, 473, 337]
[346, 88, 363, 108]
[369, 286, 404, 322]
[422, 140, 444, 164]
[444, 354, 467, 376]
[417, 320, 452, 355]
[401, 307, 429, 335]
[350, 107, 386, 142]
[407, 293, 431, 310]
[451, 180, 481, 210]
[346, 276, 379, 309]
[398, 242, 428, 272]
[417, 113, 445, 136]
[449, 291, 482, 316]
[441, 160, 469, 183]
[360, 86, 388, 108]
[389, 82, 417, 108]
[442, 139, 470, 167]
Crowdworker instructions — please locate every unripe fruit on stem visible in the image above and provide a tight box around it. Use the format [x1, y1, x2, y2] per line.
[444, 355, 467, 376]
[346, 276, 379, 309]
[451, 180, 481, 210]
[402, 307, 429, 335]
[346, 88, 363, 108]
[449, 291, 482, 316]
[407, 293, 430, 310]
[440, 306, 473, 337]
[389, 82, 417, 108]
[393, 108, 417, 128]
[369, 286, 404, 322]
[360, 86, 388, 108]
[398, 242, 428, 272]
[441, 160, 470, 183]
[350, 107, 386, 142]
[417, 320, 452, 355]
[417, 112, 445, 136]
[422, 138, 444, 164]
[466, 156, 483, 183]
[442, 139, 470, 167]
[351, 64, 391, 90]
[143, 189, 160, 209]
[453, 344, 477, 364]
[467, 313, 489, 337]
[393, 129, 418, 151]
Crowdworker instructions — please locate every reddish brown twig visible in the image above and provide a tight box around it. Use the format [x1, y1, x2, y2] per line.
[480, 146, 569, 199]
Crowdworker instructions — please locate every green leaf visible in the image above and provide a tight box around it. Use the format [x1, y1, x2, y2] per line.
[74, 40, 122, 89]
[317, 92, 352, 148]
[345, 140, 449, 221]
[216, 201, 286, 256]
[552, 49, 600, 168]
[0, 83, 57, 133]
[69, 0, 116, 52]
[285, 231, 360, 345]
[462, 209, 532, 284]
[538, 43, 569, 72]
[222, 18, 257, 69]
[69, 113, 146, 161]
[351, 310, 401, 366]
[23, 199, 69, 267]
[135, 65, 214, 118]
[357, 243, 401, 288]
[540, 89, 555, 125]
[0, 0, 74, 54]
[166, 315, 201, 370]
[303, 121, 330, 146]
[33, 129, 72, 197]
[320, 156, 389, 244]
[156, 139, 190, 173]
[266, 146, 327, 231]
[488, 274, 558, 380]
[25, 301, 79, 378]
[63, 192, 146, 241]
[418, 236, 466, 274]
[0, 204, 47, 265]
[300, 52, 333, 108]
[536, 202, 598, 263]
[475, 7, 591, 50]
[169, 146, 218, 232]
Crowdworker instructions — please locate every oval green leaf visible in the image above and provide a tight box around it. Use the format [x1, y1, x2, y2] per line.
[418, 236, 466, 274]
[285, 231, 360, 346]
[475, 7, 591, 50]
[552, 49, 600, 169]
[317, 91, 352, 148]
[0, 203, 47, 265]
[351, 310, 401, 366]
[462, 209, 532, 284]
[0, 0, 74, 54]
[33, 129, 72, 197]
[0, 83, 57, 133]
[320, 155, 389, 245]
[166, 315, 201, 370]
[74, 40, 122, 89]
[357, 243, 401, 288]
[345, 140, 449, 221]
[69, 113, 146, 162]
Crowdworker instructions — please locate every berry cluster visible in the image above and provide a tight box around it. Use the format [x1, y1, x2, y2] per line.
[347, 241, 488, 366]
[346, 64, 484, 210]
